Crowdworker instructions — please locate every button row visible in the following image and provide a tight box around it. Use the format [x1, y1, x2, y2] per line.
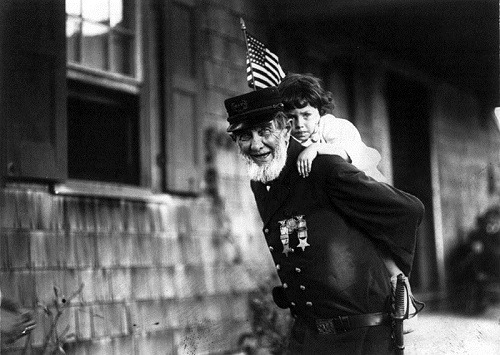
[269, 245, 297, 253]
[289, 301, 313, 307]
[275, 264, 303, 273]
[282, 283, 306, 291]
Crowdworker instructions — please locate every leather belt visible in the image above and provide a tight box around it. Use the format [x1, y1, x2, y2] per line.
[313, 312, 391, 335]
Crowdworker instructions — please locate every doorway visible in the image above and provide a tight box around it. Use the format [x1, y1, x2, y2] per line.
[386, 73, 438, 292]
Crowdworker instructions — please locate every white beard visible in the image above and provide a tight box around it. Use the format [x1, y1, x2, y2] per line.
[240, 136, 288, 184]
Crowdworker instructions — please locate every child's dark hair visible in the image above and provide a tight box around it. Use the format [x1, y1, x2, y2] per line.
[278, 73, 335, 116]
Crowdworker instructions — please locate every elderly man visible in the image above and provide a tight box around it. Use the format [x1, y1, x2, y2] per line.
[225, 87, 424, 354]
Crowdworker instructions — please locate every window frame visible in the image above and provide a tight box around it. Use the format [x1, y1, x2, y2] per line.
[66, 0, 143, 94]
[61, 0, 148, 196]
[58, 0, 203, 198]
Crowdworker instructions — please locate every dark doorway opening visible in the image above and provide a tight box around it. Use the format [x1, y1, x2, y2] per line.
[386, 73, 438, 292]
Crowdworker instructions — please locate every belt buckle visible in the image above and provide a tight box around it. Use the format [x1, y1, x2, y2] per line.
[316, 318, 337, 335]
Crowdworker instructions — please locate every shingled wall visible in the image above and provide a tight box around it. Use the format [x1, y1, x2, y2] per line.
[0, 1, 276, 354]
[0, 179, 272, 354]
[3, 0, 498, 353]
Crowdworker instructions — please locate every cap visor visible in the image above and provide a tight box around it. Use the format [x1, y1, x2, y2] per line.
[227, 110, 281, 133]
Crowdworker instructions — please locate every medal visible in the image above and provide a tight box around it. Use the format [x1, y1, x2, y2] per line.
[296, 215, 306, 229]
[286, 218, 297, 230]
[297, 229, 310, 251]
[278, 216, 310, 255]
[296, 215, 310, 251]
[279, 220, 289, 235]
[281, 234, 292, 256]
[279, 220, 292, 256]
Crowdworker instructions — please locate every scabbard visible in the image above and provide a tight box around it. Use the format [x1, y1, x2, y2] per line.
[394, 319, 404, 354]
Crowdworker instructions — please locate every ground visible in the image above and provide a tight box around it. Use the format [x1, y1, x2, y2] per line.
[405, 304, 500, 354]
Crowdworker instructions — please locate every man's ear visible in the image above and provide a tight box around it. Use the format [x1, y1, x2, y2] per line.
[283, 118, 293, 139]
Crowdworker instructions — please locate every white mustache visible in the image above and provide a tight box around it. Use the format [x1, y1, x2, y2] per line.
[239, 136, 288, 183]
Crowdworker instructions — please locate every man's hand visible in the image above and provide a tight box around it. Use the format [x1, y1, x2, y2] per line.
[297, 145, 318, 178]
[390, 275, 424, 334]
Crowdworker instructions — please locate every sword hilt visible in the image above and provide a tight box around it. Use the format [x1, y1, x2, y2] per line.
[393, 273, 406, 354]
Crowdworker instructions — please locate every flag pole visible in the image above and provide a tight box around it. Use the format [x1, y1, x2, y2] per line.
[240, 17, 257, 91]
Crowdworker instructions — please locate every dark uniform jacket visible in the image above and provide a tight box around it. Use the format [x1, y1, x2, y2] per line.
[251, 139, 424, 353]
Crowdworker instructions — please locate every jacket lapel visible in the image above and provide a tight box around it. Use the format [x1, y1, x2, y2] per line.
[262, 179, 290, 225]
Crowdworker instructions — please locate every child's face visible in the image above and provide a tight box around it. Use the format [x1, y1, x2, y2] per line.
[286, 104, 321, 142]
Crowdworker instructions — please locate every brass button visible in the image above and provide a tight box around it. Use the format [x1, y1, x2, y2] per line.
[306, 302, 313, 307]
[290, 302, 296, 306]
[300, 285, 306, 290]
[283, 283, 288, 288]
[276, 264, 280, 270]
[295, 267, 301, 273]
[269, 246, 274, 251]
[264, 228, 269, 233]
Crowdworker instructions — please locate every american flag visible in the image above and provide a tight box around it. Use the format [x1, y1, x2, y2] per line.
[246, 33, 286, 89]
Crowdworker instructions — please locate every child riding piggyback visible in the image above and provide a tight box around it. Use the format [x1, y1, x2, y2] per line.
[278, 73, 423, 332]
[278, 73, 387, 182]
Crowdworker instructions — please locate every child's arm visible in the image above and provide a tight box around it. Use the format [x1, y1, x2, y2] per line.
[297, 142, 348, 177]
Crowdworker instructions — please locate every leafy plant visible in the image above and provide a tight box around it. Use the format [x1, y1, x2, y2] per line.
[238, 278, 293, 355]
[33, 283, 84, 355]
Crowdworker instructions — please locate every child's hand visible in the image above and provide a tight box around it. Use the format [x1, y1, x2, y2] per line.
[297, 145, 318, 177]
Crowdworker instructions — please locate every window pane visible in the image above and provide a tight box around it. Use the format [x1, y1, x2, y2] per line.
[82, 0, 109, 24]
[111, 33, 135, 76]
[66, 0, 137, 78]
[66, 17, 81, 62]
[172, 3, 195, 78]
[81, 22, 108, 70]
[110, 0, 134, 30]
[66, 0, 81, 16]
[68, 82, 139, 185]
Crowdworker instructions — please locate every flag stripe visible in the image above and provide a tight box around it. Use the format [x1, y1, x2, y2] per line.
[247, 60, 280, 84]
[266, 51, 286, 77]
[247, 66, 279, 87]
[245, 32, 286, 89]
[247, 72, 276, 88]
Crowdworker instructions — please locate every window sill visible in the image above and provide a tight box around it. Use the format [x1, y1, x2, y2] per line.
[52, 179, 153, 200]
[67, 63, 141, 95]
[52, 179, 200, 202]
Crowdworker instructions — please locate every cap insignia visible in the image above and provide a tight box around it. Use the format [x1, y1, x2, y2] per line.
[231, 99, 248, 114]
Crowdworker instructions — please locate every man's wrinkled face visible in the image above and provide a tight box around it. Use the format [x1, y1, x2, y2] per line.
[234, 120, 291, 183]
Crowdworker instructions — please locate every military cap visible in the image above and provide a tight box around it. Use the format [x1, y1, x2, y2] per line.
[225, 87, 284, 132]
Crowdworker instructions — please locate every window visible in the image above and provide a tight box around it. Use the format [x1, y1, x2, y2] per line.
[66, 0, 137, 78]
[63, 0, 202, 193]
[67, 80, 139, 185]
[65, 0, 141, 185]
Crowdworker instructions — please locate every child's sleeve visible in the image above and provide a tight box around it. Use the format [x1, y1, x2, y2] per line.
[321, 116, 387, 182]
